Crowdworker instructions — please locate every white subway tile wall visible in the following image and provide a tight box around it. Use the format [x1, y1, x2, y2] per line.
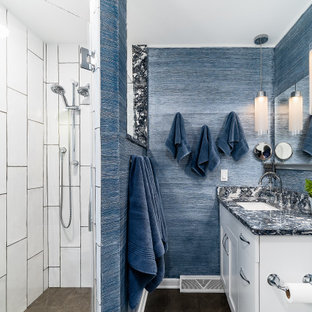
[0, 5, 98, 311]
[0, 195, 6, 277]
[27, 252, 44, 306]
[61, 248, 81, 287]
[0, 7, 7, 112]
[7, 239, 27, 312]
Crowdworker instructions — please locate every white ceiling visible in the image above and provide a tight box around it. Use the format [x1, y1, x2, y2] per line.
[128, 0, 312, 47]
[0, 0, 89, 43]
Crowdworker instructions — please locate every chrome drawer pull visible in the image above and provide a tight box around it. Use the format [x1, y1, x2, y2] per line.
[239, 233, 250, 245]
[222, 233, 229, 256]
[240, 268, 250, 285]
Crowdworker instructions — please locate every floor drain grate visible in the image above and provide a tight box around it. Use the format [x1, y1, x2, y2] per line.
[180, 276, 224, 293]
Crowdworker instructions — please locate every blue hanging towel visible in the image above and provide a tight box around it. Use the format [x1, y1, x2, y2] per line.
[166, 112, 191, 162]
[303, 116, 312, 156]
[128, 155, 168, 309]
[191, 125, 220, 176]
[216, 112, 249, 161]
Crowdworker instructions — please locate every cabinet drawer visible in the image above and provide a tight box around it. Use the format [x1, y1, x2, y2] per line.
[239, 262, 259, 312]
[238, 224, 259, 263]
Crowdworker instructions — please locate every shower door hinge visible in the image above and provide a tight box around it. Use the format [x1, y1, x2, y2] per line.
[80, 47, 97, 72]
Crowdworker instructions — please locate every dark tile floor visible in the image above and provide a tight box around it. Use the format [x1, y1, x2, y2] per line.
[25, 288, 92, 312]
[145, 290, 231, 312]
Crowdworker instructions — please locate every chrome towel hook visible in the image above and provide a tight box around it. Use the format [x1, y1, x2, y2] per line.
[303, 274, 312, 285]
[267, 274, 289, 294]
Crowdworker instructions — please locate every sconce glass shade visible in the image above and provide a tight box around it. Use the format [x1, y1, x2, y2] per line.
[289, 91, 303, 135]
[255, 91, 269, 135]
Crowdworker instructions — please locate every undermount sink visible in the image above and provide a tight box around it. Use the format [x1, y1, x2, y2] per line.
[236, 202, 279, 211]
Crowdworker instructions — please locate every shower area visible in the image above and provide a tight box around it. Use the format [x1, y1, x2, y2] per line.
[0, 1, 101, 311]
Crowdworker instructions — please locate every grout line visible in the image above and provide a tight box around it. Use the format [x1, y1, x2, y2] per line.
[28, 186, 44, 191]
[28, 118, 44, 125]
[6, 237, 27, 248]
[7, 86, 27, 97]
[26, 28, 29, 307]
[28, 48, 44, 61]
[59, 62, 80, 65]
[45, 0, 82, 19]
[27, 250, 44, 261]
[5, 9, 8, 312]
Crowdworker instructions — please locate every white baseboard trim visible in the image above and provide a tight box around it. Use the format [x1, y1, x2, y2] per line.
[136, 289, 148, 312]
[157, 278, 180, 289]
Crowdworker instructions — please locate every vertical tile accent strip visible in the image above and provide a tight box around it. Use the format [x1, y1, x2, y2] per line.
[132, 44, 148, 146]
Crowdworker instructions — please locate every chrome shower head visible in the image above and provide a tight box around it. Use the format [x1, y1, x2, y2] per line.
[51, 84, 69, 107]
[77, 85, 90, 97]
[51, 84, 65, 96]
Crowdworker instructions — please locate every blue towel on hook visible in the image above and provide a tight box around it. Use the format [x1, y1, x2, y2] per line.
[166, 112, 191, 162]
[191, 125, 220, 176]
[216, 112, 249, 161]
[303, 116, 312, 156]
[128, 155, 168, 309]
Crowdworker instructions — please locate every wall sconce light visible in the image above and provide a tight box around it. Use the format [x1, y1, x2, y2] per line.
[0, 25, 9, 38]
[254, 34, 269, 135]
[289, 87, 303, 135]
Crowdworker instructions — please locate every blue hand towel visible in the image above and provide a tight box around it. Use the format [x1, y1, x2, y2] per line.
[303, 116, 312, 156]
[166, 112, 191, 162]
[191, 125, 220, 176]
[216, 112, 249, 161]
[128, 156, 168, 309]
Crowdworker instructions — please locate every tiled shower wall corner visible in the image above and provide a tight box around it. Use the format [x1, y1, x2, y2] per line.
[0, 5, 96, 312]
[45, 42, 93, 290]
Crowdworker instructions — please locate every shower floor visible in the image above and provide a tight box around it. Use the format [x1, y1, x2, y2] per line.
[145, 289, 230, 312]
[25, 288, 92, 312]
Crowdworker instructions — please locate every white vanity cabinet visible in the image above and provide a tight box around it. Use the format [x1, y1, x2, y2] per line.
[220, 203, 312, 312]
[220, 204, 260, 312]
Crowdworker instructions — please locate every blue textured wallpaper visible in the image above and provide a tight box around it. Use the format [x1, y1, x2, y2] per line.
[274, 5, 312, 96]
[100, 1, 145, 311]
[148, 48, 274, 277]
[274, 5, 312, 194]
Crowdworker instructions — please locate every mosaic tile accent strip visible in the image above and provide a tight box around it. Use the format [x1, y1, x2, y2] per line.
[132, 44, 148, 146]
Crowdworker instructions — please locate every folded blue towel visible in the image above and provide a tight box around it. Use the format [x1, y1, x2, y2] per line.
[303, 116, 312, 156]
[191, 125, 220, 176]
[128, 156, 168, 309]
[166, 112, 191, 162]
[216, 112, 249, 161]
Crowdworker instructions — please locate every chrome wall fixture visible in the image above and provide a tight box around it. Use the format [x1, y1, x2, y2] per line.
[51, 82, 83, 229]
[254, 34, 269, 135]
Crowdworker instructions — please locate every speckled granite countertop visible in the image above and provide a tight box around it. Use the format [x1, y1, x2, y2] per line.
[217, 186, 312, 235]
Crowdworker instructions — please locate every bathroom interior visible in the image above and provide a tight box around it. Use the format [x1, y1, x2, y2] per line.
[2, 0, 312, 312]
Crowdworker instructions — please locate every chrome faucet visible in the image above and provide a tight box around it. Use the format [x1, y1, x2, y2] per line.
[259, 171, 283, 193]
